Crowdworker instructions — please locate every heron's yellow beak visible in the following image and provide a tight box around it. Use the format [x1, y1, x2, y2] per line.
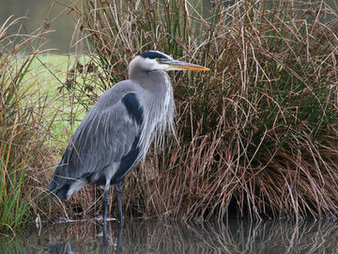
[164, 59, 210, 71]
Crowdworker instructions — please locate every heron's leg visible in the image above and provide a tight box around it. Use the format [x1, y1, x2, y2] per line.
[116, 220, 124, 254]
[102, 220, 109, 254]
[115, 182, 124, 225]
[103, 178, 110, 227]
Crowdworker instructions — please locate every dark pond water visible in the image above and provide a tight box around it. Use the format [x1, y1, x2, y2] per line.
[1, 219, 337, 253]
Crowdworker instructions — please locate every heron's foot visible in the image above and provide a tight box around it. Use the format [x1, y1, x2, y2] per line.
[95, 216, 117, 222]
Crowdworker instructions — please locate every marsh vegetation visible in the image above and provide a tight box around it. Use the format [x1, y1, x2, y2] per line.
[0, 0, 337, 232]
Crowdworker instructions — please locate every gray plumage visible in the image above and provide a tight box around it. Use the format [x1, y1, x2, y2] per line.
[47, 50, 209, 225]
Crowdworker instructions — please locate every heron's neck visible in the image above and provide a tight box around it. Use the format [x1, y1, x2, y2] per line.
[133, 70, 175, 154]
[130, 70, 171, 96]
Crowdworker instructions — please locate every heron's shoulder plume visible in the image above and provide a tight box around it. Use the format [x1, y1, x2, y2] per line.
[122, 93, 143, 126]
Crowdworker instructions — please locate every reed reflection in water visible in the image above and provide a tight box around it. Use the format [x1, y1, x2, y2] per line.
[1, 219, 337, 253]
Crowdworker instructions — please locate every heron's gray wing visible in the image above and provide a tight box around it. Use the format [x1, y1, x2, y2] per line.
[48, 90, 144, 198]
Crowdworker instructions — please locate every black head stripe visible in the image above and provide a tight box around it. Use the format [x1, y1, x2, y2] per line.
[139, 50, 168, 60]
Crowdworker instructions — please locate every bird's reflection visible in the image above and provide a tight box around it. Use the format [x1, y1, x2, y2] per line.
[102, 221, 123, 254]
[8, 218, 336, 254]
[48, 242, 76, 254]
[45, 220, 124, 254]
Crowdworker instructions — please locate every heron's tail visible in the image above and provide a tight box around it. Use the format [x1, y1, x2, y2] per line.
[47, 179, 71, 200]
[47, 164, 75, 200]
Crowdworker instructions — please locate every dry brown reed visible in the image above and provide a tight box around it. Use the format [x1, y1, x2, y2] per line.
[0, 16, 59, 230]
[51, 0, 338, 221]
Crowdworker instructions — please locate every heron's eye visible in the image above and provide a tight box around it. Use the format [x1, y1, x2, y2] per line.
[156, 58, 162, 63]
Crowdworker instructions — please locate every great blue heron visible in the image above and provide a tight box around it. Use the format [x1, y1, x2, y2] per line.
[48, 50, 209, 225]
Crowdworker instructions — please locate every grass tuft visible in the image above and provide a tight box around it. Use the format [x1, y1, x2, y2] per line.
[0, 16, 57, 230]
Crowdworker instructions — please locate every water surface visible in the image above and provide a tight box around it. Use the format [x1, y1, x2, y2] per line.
[1, 219, 337, 253]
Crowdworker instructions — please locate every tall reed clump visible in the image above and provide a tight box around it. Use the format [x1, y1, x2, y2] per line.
[73, 0, 337, 221]
[0, 17, 55, 231]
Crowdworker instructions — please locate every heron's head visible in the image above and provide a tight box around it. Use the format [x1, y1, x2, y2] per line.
[129, 50, 210, 73]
